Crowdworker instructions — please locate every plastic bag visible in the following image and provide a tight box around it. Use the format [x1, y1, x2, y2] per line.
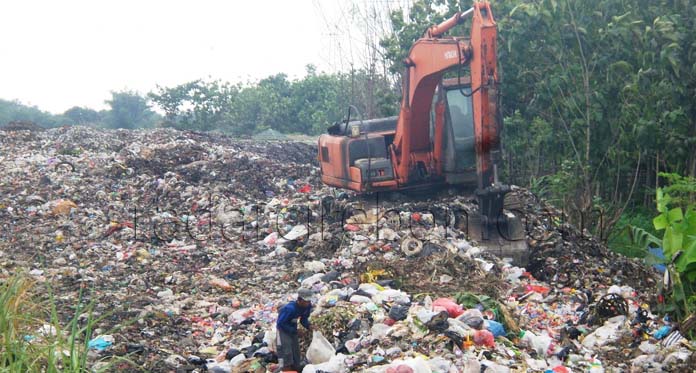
[385, 357, 431, 373]
[389, 304, 409, 321]
[473, 329, 495, 347]
[459, 308, 484, 329]
[432, 298, 464, 317]
[373, 288, 410, 305]
[371, 323, 391, 339]
[386, 365, 415, 373]
[265, 329, 277, 352]
[302, 353, 347, 373]
[306, 331, 335, 364]
[229, 353, 246, 367]
[485, 320, 506, 337]
[522, 330, 554, 356]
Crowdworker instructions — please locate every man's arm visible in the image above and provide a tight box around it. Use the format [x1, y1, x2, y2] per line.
[300, 306, 311, 330]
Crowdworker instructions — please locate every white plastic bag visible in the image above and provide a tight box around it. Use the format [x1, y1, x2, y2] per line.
[229, 353, 246, 367]
[306, 331, 335, 364]
[302, 353, 347, 373]
[265, 328, 277, 352]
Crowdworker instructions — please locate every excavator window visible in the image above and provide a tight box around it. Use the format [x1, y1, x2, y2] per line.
[445, 87, 476, 170]
[446, 88, 474, 139]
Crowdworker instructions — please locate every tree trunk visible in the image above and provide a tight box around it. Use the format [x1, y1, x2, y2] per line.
[656, 152, 660, 191]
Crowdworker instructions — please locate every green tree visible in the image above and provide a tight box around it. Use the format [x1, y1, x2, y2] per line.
[105, 91, 158, 129]
[149, 66, 398, 136]
[63, 106, 100, 125]
[149, 80, 238, 131]
[0, 99, 65, 128]
[290, 66, 348, 134]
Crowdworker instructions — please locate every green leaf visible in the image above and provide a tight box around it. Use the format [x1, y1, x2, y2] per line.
[612, 11, 631, 23]
[509, 4, 528, 17]
[688, 270, 696, 282]
[664, 227, 684, 257]
[673, 282, 686, 302]
[654, 214, 668, 230]
[685, 212, 696, 235]
[675, 243, 696, 272]
[656, 189, 666, 213]
[628, 225, 662, 249]
[609, 61, 633, 74]
[668, 207, 684, 223]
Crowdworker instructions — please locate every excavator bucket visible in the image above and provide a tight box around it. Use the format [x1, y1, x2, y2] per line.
[470, 189, 529, 265]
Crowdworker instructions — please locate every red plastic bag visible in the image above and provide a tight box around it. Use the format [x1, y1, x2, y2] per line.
[432, 298, 464, 318]
[473, 329, 495, 347]
[526, 284, 550, 295]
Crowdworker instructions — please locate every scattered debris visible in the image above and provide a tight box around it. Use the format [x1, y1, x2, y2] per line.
[0, 126, 692, 371]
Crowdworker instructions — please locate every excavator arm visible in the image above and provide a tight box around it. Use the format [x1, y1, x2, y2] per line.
[391, 2, 499, 190]
[391, 37, 472, 184]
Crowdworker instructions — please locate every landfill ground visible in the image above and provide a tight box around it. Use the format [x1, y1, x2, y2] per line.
[1, 126, 694, 372]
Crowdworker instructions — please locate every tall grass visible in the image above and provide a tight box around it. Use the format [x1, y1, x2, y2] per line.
[0, 274, 131, 372]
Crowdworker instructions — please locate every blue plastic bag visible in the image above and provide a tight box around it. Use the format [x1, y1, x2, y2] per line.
[486, 320, 506, 337]
[88, 336, 113, 351]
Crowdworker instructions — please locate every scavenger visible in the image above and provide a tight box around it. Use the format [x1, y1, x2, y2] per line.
[276, 288, 313, 371]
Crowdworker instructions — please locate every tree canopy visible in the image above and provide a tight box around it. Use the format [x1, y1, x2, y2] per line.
[148, 66, 397, 135]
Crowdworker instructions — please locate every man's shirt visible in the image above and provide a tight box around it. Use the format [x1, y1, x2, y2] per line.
[276, 301, 311, 335]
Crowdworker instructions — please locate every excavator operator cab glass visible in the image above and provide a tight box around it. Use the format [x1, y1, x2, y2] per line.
[445, 87, 476, 171]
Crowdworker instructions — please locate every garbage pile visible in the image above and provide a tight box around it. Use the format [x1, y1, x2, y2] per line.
[0, 126, 693, 372]
[1, 120, 45, 132]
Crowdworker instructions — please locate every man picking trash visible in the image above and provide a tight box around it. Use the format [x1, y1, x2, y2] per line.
[276, 288, 313, 371]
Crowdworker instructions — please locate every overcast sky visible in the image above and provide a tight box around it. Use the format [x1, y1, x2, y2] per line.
[0, 0, 402, 114]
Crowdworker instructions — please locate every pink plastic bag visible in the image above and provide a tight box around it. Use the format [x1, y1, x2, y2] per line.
[386, 365, 414, 373]
[432, 298, 464, 317]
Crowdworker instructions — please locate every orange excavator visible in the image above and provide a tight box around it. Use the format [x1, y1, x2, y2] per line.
[318, 2, 526, 259]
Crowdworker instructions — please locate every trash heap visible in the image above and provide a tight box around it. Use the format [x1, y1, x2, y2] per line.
[0, 126, 693, 372]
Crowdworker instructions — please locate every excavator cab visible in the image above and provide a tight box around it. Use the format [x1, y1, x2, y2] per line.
[439, 80, 477, 184]
[318, 81, 480, 193]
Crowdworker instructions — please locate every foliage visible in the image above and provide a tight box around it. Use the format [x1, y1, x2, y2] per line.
[654, 190, 696, 277]
[4, 64, 396, 135]
[652, 187, 696, 319]
[622, 174, 696, 320]
[0, 99, 66, 128]
[0, 274, 131, 372]
[660, 172, 696, 206]
[149, 66, 397, 135]
[149, 79, 238, 132]
[608, 208, 659, 257]
[105, 90, 159, 129]
[63, 106, 103, 126]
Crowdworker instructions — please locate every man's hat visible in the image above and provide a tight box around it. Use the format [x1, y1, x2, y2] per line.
[297, 288, 313, 301]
